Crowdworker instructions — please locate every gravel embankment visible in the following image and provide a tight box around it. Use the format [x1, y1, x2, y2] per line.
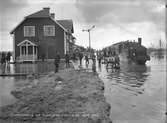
[0, 69, 111, 123]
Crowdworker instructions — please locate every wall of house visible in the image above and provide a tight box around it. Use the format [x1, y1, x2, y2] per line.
[14, 18, 65, 60]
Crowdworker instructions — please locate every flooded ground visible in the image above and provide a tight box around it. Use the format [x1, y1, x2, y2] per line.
[0, 61, 55, 74]
[73, 52, 166, 123]
[0, 53, 166, 123]
[98, 53, 166, 123]
[0, 61, 62, 107]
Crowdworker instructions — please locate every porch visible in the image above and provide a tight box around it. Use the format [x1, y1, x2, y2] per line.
[17, 40, 38, 62]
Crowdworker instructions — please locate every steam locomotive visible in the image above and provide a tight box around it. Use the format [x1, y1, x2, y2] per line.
[106, 38, 150, 64]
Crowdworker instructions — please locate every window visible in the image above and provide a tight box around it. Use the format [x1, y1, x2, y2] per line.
[24, 26, 35, 37]
[44, 25, 55, 36]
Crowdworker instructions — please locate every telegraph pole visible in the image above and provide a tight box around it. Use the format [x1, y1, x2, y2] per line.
[82, 25, 95, 50]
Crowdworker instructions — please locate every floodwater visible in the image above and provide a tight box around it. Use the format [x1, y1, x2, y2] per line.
[74, 52, 166, 123]
[0, 52, 166, 123]
[0, 61, 55, 74]
[0, 61, 57, 107]
[98, 52, 166, 123]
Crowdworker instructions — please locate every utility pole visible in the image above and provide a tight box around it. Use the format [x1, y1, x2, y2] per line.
[82, 25, 95, 51]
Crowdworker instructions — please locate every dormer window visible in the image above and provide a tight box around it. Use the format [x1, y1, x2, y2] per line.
[44, 25, 55, 36]
[24, 26, 35, 37]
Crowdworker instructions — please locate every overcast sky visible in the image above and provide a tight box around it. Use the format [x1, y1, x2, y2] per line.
[0, 0, 166, 51]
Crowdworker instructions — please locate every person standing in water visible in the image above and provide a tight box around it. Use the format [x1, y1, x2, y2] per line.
[85, 54, 89, 65]
[92, 53, 96, 73]
[79, 52, 83, 66]
[97, 53, 102, 65]
[54, 51, 60, 73]
[65, 52, 70, 68]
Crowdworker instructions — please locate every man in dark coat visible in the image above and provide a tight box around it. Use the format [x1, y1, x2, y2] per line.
[72, 53, 76, 62]
[6, 52, 11, 63]
[85, 54, 89, 65]
[65, 52, 70, 68]
[79, 52, 83, 66]
[92, 53, 96, 73]
[97, 53, 102, 65]
[54, 51, 60, 73]
[1, 52, 6, 64]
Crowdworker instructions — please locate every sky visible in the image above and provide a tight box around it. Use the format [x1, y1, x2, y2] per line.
[0, 0, 166, 51]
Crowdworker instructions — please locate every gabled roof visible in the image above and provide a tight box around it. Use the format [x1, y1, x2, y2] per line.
[10, 8, 74, 34]
[17, 39, 37, 46]
[57, 20, 74, 33]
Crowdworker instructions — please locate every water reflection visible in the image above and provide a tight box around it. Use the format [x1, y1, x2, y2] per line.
[0, 62, 56, 74]
[0, 62, 56, 107]
[105, 62, 150, 89]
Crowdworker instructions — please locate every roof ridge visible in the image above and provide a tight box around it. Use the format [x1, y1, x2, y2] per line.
[26, 8, 50, 18]
[25, 9, 43, 18]
[10, 8, 74, 34]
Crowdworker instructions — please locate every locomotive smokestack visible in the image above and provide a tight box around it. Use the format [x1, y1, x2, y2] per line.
[138, 38, 142, 45]
[50, 13, 55, 19]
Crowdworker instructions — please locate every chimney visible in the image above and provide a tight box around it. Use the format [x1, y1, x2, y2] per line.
[50, 13, 55, 19]
[138, 37, 142, 45]
[43, 7, 50, 14]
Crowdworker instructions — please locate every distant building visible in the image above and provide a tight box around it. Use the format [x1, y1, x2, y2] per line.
[10, 7, 75, 62]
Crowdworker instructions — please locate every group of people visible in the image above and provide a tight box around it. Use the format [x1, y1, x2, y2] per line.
[83, 50, 120, 70]
[103, 51, 120, 68]
[65, 52, 83, 68]
[54, 51, 77, 73]
[54, 50, 120, 73]
[0, 52, 12, 74]
[0, 52, 12, 65]
[105, 54, 120, 67]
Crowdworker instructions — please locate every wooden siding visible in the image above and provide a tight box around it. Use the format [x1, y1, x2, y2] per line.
[14, 18, 65, 60]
